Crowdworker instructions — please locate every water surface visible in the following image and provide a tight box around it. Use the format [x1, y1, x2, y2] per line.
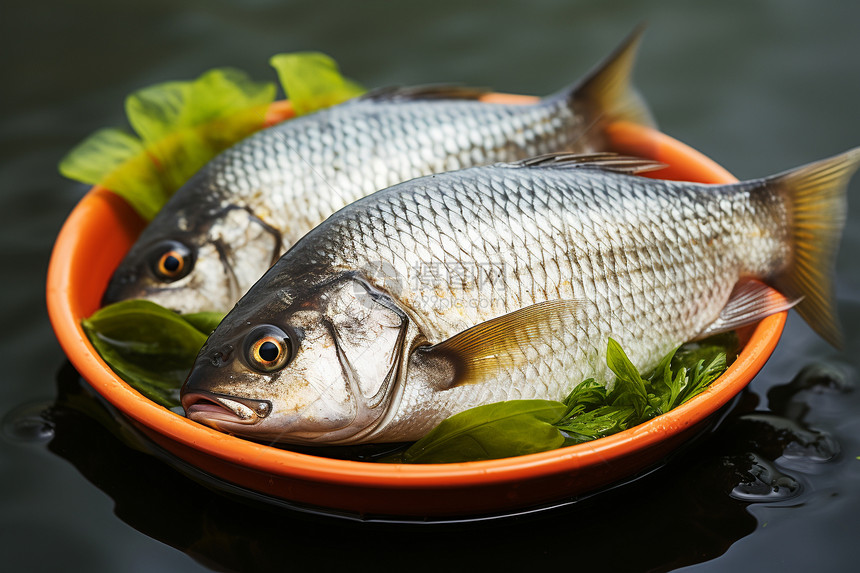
[1, 1, 858, 571]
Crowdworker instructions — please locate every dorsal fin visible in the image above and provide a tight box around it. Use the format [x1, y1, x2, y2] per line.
[357, 85, 491, 103]
[507, 152, 666, 174]
[563, 24, 656, 129]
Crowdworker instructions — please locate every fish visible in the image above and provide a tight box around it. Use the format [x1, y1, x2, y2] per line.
[102, 28, 654, 314]
[180, 149, 857, 445]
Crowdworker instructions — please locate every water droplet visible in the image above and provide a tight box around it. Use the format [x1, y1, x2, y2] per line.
[767, 362, 855, 419]
[792, 362, 854, 393]
[2, 401, 55, 444]
[781, 429, 840, 464]
[724, 453, 801, 502]
[739, 413, 840, 468]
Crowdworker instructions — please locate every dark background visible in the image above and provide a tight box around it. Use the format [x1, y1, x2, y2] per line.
[1, 1, 858, 571]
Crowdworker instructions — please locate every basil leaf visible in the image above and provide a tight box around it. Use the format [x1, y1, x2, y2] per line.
[677, 353, 727, 406]
[605, 338, 650, 419]
[556, 406, 636, 445]
[182, 311, 225, 335]
[401, 334, 736, 464]
[81, 301, 224, 408]
[671, 331, 738, 373]
[667, 332, 736, 409]
[646, 347, 678, 414]
[561, 378, 607, 417]
[402, 400, 567, 464]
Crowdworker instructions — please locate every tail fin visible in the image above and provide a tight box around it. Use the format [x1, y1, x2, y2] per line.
[562, 25, 656, 132]
[769, 148, 859, 347]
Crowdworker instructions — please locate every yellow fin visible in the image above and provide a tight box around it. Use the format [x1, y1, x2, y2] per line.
[770, 147, 860, 347]
[568, 24, 656, 130]
[424, 300, 581, 390]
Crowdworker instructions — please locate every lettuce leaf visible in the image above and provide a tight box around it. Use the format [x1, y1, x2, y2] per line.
[269, 52, 365, 115]
[60, 68, 275, 220]
[59, 53, 364, 221]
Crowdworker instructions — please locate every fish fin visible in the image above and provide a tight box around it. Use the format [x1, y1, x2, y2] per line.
[560, 24, 656, 132]
[766, 148, 860, 348]
[420, 299, 581, 390]
[697, 279, 800, 339]
[508, 152, 665, 174]
[357, 85, 491, 103]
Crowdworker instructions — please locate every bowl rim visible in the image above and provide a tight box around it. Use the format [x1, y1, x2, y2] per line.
[46, 96, 784, 489]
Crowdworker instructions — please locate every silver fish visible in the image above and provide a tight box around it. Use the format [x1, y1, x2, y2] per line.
[180, 150, 856, 445]
[103, 29, 654, 314]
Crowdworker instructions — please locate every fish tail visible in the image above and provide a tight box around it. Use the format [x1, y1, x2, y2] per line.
[768, 147, 860, 347]
[562, 24, 656, 135]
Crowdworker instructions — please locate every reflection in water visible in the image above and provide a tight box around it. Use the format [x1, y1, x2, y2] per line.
[35, 360, 855, 572]
[724, 453, 801, 502]
[2, 400, 56, 444]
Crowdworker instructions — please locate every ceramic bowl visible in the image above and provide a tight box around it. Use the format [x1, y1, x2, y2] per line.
[47, 97, 784, 519]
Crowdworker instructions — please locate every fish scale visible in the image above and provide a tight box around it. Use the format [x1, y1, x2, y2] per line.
[105, 29, 658, 315]
[246, 164, 759, 440]
[183, 146, 856, 445]
[308, 106, 562, 230]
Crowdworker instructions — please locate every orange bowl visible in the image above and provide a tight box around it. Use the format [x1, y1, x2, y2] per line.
[46, 98, 784, 519]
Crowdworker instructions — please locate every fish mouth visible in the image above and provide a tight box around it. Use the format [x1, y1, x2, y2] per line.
[181, 390, 272, 428]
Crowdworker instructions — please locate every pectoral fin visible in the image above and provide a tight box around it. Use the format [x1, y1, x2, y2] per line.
[419, 299, 581, 390]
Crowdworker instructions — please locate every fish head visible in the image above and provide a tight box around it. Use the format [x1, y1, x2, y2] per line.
[180, 273, 413, 444]
[103, 205, 282, 314]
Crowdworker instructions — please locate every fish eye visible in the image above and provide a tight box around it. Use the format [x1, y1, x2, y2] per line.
[245, 325, 292, 372]
[150, 241, 194, 282]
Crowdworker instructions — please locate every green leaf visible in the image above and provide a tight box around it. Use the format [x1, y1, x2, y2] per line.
[125, 68, 276, 146]
[605, 338, 649, 419]
[60, 67, 276, 221]
[126, 68, 276, 209]
[647, 347, 678, 413]
[671, 331, 738, 372]
[125, 80, 192, 146]
[677, 353, 727, 406]
[667, 332, 736, 409]
[81, 300, 224, 408]
[58, 128, 147, 186]
[556, 405, 637, 445]
[667, 367, 688, 410]
[58, 128, 168, 219]
[59, 55, 360, 221]
[182, 311, 226, 335]
[402, 400, 567, 464]
[270, 52, 365, 116]
[399, 334, 736, 463]
[560, 378, 607, 417]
